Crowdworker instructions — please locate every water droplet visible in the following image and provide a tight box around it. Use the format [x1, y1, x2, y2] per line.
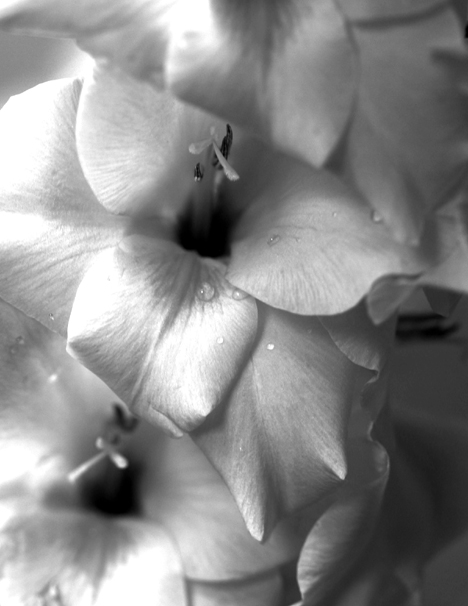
[37, 581, 63, 606]
[371, 210, 383, 224]
[332, 212, 337, 218]
[267, 234, 281, 246]
[197, 282, 215, 302]
[294, 237, 301, 243]
[9, 345, 17, 355]
[266, 343, 275, 351]
[216, 336, 224, 344]
[49, 313, 55, 321]
[16, 336, 25, 345]
[232, 288, 248, 301]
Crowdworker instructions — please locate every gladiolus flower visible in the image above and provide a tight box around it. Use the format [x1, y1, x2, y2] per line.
[0, 299, 308, 605]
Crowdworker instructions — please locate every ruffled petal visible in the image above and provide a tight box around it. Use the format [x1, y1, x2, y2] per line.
[193, 304, 371, 541]
[0, 504, 186, 606]
[67, 235, 258, 436]
[341, 7, 468, 242]
[141, 430, 306, 581]
[226, 150, 455, 316]
[295, 439, 389, 606]
[168, 0, 356, 168]
[0, 78, 128, 335]
[76, 65, 228, 217]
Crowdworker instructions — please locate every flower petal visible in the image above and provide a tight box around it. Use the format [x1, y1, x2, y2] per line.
[341, 7, 468, 242]
[0, 78, 128, 335]
[67, 235, 258, 435]
[226, 151, 454, 316]
[193, 304, 372, 541]
[295, 439, 389, 606]
[76, 65, 228, 217]
[168, 0, 357, 168]
[141, 430, 307, 581]
[0, 505, 187, 606]
[0, 0, 172, 83]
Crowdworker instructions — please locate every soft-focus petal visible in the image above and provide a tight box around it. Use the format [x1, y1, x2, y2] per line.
[226, 150, 455, 316]
[188, 571, 284, 606]
[194, 304, 371, 541]
[141, 430, 306, 580]
[0, 78, 128, 335]
[76, 65, 228, 217]
[0, 505, 187, 606]
[341, 6, 468, 242]
[335, 0, 448, 21]
[295, 439, 389, 606]
[168, 0, 357, 168]
[67, 235, 258, 435]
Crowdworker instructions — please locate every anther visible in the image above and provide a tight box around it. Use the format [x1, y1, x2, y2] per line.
[194, 162, 204, 182]
[189, 124, 239, 182]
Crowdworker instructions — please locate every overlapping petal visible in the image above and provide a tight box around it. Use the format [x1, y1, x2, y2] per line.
[335, 0, 449, 21]
[226, 148, 457, 318]
[0, 0, 357, 169]
[0, 78, 128, 335]
[193, 303, 373, 541]
[339, 5, 468, 242]
[67, 236, 258, 436]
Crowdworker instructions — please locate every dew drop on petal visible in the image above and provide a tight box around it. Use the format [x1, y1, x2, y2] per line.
[197, 282, 215, 301]
[217, 336, 224, 344]
[371, 210, 383, 224]
[232, 288, 248, 301]
[16, 336, 25, 345]
[266, 343, 275, 351]
[9, 345, 17, 355]
[49, 313, 55, 321]
[267, 234, 281, 247]
[332, 212, 338, 218]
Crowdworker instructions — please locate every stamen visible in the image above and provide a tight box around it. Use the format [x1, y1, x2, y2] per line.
[67, 404, 135, 483]
[194, 162, 204, 182]
[189, 124, 239, 182]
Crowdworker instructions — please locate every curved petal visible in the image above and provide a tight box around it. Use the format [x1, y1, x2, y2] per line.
[0, 0, 173, 83]
[168, 0, 356, 168]
[226, 151, 455, 316]
[76, 65, 228, 217]
[67, 235, 258, 436]
[0, 505, 187, 606]
[193, 304, 371, 541]
[0, 78, 128, 335]
[341, 7, 468, 242]
[141, 430, 306, 581]
[296, 439, 389, 606]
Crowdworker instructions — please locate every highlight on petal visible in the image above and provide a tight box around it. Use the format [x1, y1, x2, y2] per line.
[0, 299, 126, 497]
[76, 65, 228, 217]
[194, 304, 372, 541]
[141, 430, 307, 581]
[227, 150, 456, 317]
[0, 0, 175, 83]
[341, 6, 468, 243]
[188, 571, 284, 606]
[0, 506, 187, 606]
[67, 235, 258, 435]
[0, 78, 128, 335]
[168, 0, 357, 168]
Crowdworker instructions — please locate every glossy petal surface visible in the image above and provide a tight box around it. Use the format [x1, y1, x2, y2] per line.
[67, 236, 258, 435]
[0, 78, 128, 335]
[0, 507, 186, 606]
[169, 0, 356, 167]
[342, 7, 468, 242]
[227, 151, 455, 316]
[194, 305, 370, 540]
